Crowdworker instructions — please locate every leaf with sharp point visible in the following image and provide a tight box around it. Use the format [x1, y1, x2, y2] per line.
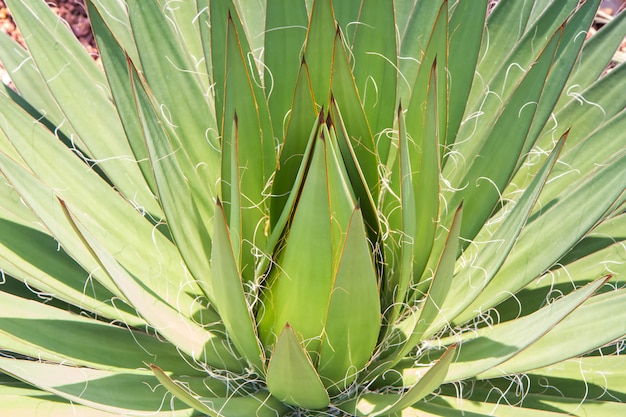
[338, 345, 457, 416]
[86, 0, 140, 65]
[270, 60, 318, 227]
[127, 0, 220, 202]
[442, 25, 562, 244]
[5, 0, 159, 215]
[398, 0, 446, 103]
[442, 135, 566, 326]
[87, 3, 157, 197]
[446, 0, 487, 150]
[405, 58, 441, 285]
[455, 149, 626, 324]
[259, 110, 322, 278]
[258, 125, 355, 354]
[0, 210, 140, 326]
[444, 277, 608, 382]
[0, 290, 188, 374]
[479, 288, 626, 379]
[303, 0, 336, 108]
[211, 200, 265, 372]
[330, 98, 380, 244]
[383, 103, 414, 326]
[557, 2, 626, 111]
[61, 200, 243, 372]
[0, 33, 78, 147]
[0, 87, 199, 315]
[350, 0, 397, 161]
[376, 344, 457, 416]
[413, 204, 463, 341]
[514, 0, 601, 174]
[150, 364, 288, 417]
[0, 358, 191, 415]
[266, 324, 330, 410]
[221, 15, 276, 279]
[264, 0, 309, 136]
[150, 365, 220, 417]
[130, 64, 214, 301]
[318, 207, 381, 391]
[331, 28, 379, 202]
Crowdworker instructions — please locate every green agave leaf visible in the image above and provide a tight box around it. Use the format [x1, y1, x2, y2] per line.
[0, 358, 191, 415]
[0, 84, 199, 316]
[303, 0, 336, 108]
[62, 201, 243, 373]
[211, 200, 265, 373]
[467, 0, 577, 112]
[0, 397, 121, 417]
[130, 64, 213, 301]
[517, 0, 600, 171]
[0, 212, 139, 325]
[87, 3, 157, 197]
[445, 0, 488, 150]
[378, 204, 463, 378]
[350, 0, 397, 161]
[232, 0, 267, 55]
[483, 215, 626, 325]
[444, 277, 608, 382]
[557, 7, 626, 111]
[0, 291, 190, 374]
[443, 26, 562, 243]
[0, 151, 127, 308]
[221, 14, 276, 278]
[413, 394, 574, 416]
[5, 0, 159, 216]
[454, 0, 577, 178]
[258, 126, 355, 354]
[270, 60, 318, 227]
[412, 203, 463, 343]
[398, 0, 445, 102]
[0, 33, 77, 145]
[207, 0, 229, 125]
[157, 0, 206, 86]
[559, 60, 626, 144]
[478, 288, 626, 378]
[264, 0, 309, 137]
[331, 26, 379, 200]
[552, 211, 626, 280]
[318, 207, 381, 391]
[261, 110, 322, 278]
[331, 0, 360, 34]
[405, 58, 442, 285]
[383, 102, 414, 326]
[530, 356, 626, 403]
[375, 345, 457, 416]
[329, 98, 380, 246]
[456, 149, 626, 323]
[86, 0, 140, 65]
[531, 109, 626, 212]
[338, 345, 456, 416]
[266, 324, 330, 410]
[208, 0, 265, 129]
[438, 370, 626, 417]
[150, 365, 287, 417]
[150, 365, 219, 417]
[526, 62, 626, 194]
[127, 0, 220, 200]
[442, 135, 566, 327]
[0, 168, 40, 227]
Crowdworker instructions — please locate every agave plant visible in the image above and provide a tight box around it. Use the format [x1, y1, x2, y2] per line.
[0, 0, 625, 415]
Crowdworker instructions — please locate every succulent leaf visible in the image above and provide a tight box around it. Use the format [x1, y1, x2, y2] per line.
[0, 0, 623, 415]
